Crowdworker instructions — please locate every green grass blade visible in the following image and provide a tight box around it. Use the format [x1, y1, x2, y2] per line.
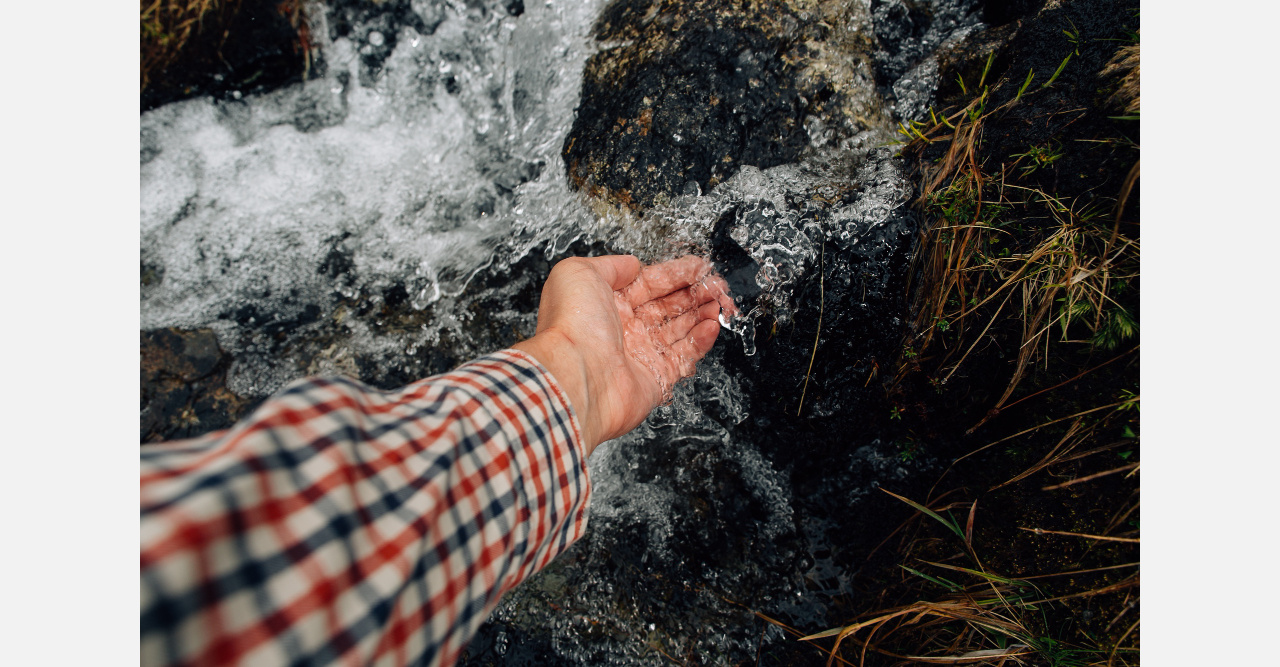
[979, 50, 995, 88]
[920, 560, 1030, 587]
[1041, 52, 1072, 89]
[1015, 69, 1035, 102]
[901, 565, 962, 591]
[880, 488, 965, 540]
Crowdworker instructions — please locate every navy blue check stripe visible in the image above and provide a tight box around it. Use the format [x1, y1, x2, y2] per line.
[141, 351, 592, 667]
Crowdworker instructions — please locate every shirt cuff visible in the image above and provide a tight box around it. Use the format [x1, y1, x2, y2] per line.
[442, 349, 593, 591]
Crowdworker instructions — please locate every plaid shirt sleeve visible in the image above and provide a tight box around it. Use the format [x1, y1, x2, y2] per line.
[140, 349, 592, 667]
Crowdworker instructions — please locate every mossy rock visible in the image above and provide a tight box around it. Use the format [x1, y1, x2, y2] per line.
[563, 0, 888, 213]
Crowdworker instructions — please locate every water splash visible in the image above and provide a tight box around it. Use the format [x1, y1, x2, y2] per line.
[142, 0, 610, 397]
[141, 0, 982, 663]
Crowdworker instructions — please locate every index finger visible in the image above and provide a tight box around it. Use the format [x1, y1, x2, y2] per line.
[619, 255, 713, 308]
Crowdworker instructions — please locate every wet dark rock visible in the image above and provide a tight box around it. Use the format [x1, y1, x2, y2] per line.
[872, 0, 934, 48]
[141, 1, 309, 112]
[222, 302, 324, 343]
[867, 0, 982, 88]
[868, 0, 937, 84]
[140, 328, 255, 443]
[981, 0, 1050, 26]
[564, 0, 886, 212]
[714, 152, 926, 558]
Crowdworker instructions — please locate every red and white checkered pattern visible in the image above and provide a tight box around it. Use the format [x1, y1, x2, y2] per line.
[141, 350, 591, 666]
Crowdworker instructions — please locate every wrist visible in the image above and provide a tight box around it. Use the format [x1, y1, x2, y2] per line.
[512, 329, 603, 455]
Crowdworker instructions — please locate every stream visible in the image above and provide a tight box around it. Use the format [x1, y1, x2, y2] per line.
[140, 0, 984, 662]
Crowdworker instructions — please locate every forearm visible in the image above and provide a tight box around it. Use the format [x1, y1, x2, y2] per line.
[512, 328, 606, 455]
[140, 350, 591, 667]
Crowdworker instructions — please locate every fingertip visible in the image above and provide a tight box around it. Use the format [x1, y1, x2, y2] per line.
[691, 318, 720, 352]
[701, 273, 738, 316]
[698, 301, 721, 321]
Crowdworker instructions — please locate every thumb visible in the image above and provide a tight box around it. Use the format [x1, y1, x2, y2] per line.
[585, 255, 642, 291]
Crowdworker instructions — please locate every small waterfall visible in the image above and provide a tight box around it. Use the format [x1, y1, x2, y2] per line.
[140, 0, 984, 662]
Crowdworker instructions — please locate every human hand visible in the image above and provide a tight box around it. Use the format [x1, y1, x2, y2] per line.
[513, 255, 736, 454]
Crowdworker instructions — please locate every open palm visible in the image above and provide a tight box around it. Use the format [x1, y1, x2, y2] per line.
[518, 255, 735, 448]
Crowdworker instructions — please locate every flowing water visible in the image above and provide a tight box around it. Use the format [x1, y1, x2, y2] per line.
[141, 0, 983, 662]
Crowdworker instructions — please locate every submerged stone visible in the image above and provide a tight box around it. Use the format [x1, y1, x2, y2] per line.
[140, 328, 254, 443]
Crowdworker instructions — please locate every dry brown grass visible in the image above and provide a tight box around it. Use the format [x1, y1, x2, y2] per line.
[893, 53, 1140, 429]
[1101, 36, 1140, 116]
[798, 37, 1143, 667]
[785, 474, 1140, 666]
[140, 0, 312, 95]
[140, 0, 231, 92]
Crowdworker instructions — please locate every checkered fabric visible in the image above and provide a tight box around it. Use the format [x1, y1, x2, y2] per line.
[141, 349, 592, 667]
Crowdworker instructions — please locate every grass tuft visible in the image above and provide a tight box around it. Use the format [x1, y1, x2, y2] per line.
[797, 484, 1139, 666]
[140, 0, 313, 95]
[140, 0, 229, 92]
[1100, 35, 1140, 116]
[895, 48, 1140, 421]
[801, 25, 1144, 667]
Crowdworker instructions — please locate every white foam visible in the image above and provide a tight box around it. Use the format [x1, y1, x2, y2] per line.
[142, 0, 608, 395]
[141, 0, 604, 317]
